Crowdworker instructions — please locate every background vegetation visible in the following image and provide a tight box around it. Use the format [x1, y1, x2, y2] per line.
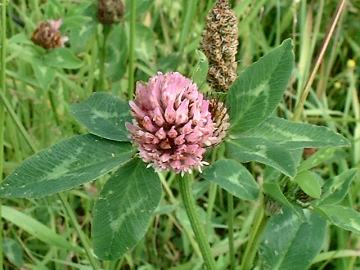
[1, 0, 359, 269]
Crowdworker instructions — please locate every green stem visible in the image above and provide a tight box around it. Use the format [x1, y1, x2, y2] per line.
[178, 174, 216, 270]
[0, 1, 7, 268]
[128, 0, 136, 99]
[227, 192, 236, 270]
[99, 25, 111, 91]
[59, 193, 100, 270]
[207, 183, 217, 219]
[47, 91, 60, 126]
[240, 198, 267, 270]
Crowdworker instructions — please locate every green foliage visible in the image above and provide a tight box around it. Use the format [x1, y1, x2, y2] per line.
[317, 169, 357, 205]
[202, 159, 259, 200]
[1, 206, 81, 252]
[93, 159, 162, 260]
[0, 135, 133, 197]
[43, 48, 83, 69]
[3, 238, 24, 268]
[227, 39, 294, 133]
[191, 50, 209, 88]
[316, 205, 360, 234]
[260, 208, 326, 270]
[293, 170, 322, 199]
[242, 117, 349, 149]
[70, 93, 131, 141]
[263, 181, 300, 214]
[226, 137, 297, 177]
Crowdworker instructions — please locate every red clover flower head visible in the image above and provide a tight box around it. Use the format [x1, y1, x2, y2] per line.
[31, 19, 68, 49]
[126, 72, 220, 174]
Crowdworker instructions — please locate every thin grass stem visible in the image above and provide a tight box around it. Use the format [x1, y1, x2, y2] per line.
[0, 0, 7, 268]
[293, 0, 347, 121]
[227, 192, 236, 270]
[128, 0, 136, 98]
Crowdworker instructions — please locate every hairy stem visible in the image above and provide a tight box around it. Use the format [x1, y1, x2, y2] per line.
[179, 174, 216, 270]
[99, 25, 111, 91]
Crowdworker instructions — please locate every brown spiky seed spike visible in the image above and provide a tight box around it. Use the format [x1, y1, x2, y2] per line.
[98, 0, 125, 24]
[201, 0, 238, 92]
[209, 99, 230, 144]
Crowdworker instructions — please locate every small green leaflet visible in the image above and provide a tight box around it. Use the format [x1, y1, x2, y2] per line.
[202, 159, 259, 200]
[0, 134, 133, 198]
[227, 39, 294, 133]
[293, 171, 322, 199]
[71, 92, 131, 142]
[93, 159, 162, 260]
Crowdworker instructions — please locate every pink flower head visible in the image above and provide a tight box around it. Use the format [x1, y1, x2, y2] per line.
[48, 19, 69, 47]
[31, 19, 68, 49]
[126, 72, 218, 173]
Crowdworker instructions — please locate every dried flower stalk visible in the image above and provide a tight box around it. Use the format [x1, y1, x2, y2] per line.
[201, 0, 238, 91]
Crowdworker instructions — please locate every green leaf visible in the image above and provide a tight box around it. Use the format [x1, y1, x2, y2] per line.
[294, 171, 322, 199]
[135, 24, 155, 63]
[70, 93, 131, 141]
[242, 117, 349, 149]
[263, 181, 299, 214]
[43, 48, 83, 69]
[202, 159, 259, 200]
[227, 39, 294, 133]
[63, 15, 97, 53]
[3, 238, 24, 268]
[316, 205, 360, 234]
[260, 208, 326, 270]
[318, 169, 357, 205]
[0, 135, 133, 198]
[93, 159, 162, 260]
[1, 206, 81, 253]
[32, 62, 56, 90]
[226, 137, 296, 177]
[191, 50, 209, 87]
[298, 148, 336, 172]
[106, 25, 128, 81]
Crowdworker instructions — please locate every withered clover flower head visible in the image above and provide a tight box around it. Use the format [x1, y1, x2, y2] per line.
[201, 0, 238, 91]
[126, 72, 223, 174]
[31, 19, 68, 49]
[98, 0, 125, 24]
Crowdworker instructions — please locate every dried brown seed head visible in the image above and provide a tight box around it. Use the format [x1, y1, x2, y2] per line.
[31, 20, 68, 49]
[98, 0, 125, 25]
[201, 0, 238, 92]
[209, 99, 230, 145]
